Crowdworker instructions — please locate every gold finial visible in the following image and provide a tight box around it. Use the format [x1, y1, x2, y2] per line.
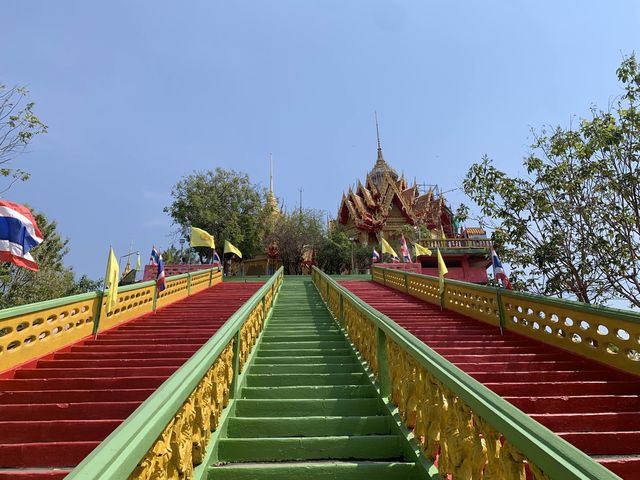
[269, 153, 273, 194]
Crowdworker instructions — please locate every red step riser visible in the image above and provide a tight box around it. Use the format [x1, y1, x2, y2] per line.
[0, 419, 120, 443]
[599, 458, 640, 478]
[532, 412, 640, 432]
[0, 389, 155, 405]
[0, 402, 138, 421]
[0, 377, 166, 391]
[82, 339, 206, 346]
[0, 442, 99, 468]
[487, 382, 640, 397]
[70, 345, 199, 353]
[467, 371, 617, 383]
[37, 359, 185, 368]
[14, 367, 179, 379]
[561, 431, 640, 454]
[504, 396, 640, 414]
[0, 472, 69, 480]
[455, 361, 593, 373]
[53, 351, 193, 360]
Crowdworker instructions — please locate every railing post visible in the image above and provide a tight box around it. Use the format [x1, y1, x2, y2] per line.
[187, 273, 192, 295]
[496, 289, 506, 333]
[338, 293, 344, 326]
[376, 326, 391, 398]
[230, 329, 242, 399]
[151, 283, 159, 312]
[208, 268, 214, 287]
[403, 271, 408, 293]
[382, 268, 386, 286]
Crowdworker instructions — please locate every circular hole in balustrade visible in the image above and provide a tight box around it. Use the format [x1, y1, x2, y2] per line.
[511, 316, 518, 324]
[0, 327, 12, 337]
[532, 321, 540, 330]
[579, 320, 590, 331]
[616, 329, 630, 341]
[586, 337, 599, 348]
[538, 311, 546, 319]
[23, 335, 36, 344]
[571, 333, 582, 343]
[606, 343, 620, 354]
[81, 306, 88, 313]
[527, 308, 534, 316]
[627, 349, 640, 362]
[46, 315, 56, 323]
[38, 331, 50, 340]
[556, 328, 566, 338]
[597, 325, 609, 336]
[544, 325, 552, 334]
[7, 340, 20, 350]
[16, 322, 29, 332]
[64, 323, 73, 330]
[75, 320, 84, 327]
[521, 318, 529, 326]
[51, 327, 61, 335]
[32, 319, 43, 327]
[551, 313, 560, 323]
[517, 305, 523, 313]
[70, 308, 79, 316]
[564, 317, 573, 327]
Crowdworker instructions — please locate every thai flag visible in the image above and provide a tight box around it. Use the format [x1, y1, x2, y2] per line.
[372, 248, 380, 263]
[150, 247, 167, 292]
[491, 249, 513, 290]
[212, 250, 221, 266]
[400, 235, 411, 262]
[0, 200, 43, 271]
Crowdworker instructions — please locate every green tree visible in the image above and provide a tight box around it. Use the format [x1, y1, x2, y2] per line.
[164, 169, 267, 263]
[463, 54, 640, 307]
[316, 228, 352, 274]
[266, 209, 325, 274]
[0, 84, 47, 192]
[0, 212, 97, 308]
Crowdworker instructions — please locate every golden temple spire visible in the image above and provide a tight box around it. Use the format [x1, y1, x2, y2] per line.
[375, 111, 384, 162]
[269, 152, 273, 194]
[266, 153, 279, 212]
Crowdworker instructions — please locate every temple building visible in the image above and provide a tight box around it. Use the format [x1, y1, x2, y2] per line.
[337, 131, 456, 244]
[336, 126, 492, 284]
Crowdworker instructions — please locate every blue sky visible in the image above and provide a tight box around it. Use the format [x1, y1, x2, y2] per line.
[1, 1, 639, 279]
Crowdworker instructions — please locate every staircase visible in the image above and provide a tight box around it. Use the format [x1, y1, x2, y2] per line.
[209, 277, 426, 480]
[341, 280, 640, 479]
[0, 282, 261, 480]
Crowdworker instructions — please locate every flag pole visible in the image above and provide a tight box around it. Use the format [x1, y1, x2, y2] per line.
[95, 245, 111, 340]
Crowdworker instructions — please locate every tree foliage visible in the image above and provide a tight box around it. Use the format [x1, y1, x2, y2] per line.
[0, 212, 99, 308]
[0, 84, 47, 193]
[164, 168, 267, 263]
[266, 209, 325, 274]
[463, 54, 640, 307]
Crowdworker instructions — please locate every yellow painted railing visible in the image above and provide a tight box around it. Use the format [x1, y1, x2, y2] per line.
[0, 268, 222, 373]
[314, 267, 619, 480]
[373, 266, 640, 376]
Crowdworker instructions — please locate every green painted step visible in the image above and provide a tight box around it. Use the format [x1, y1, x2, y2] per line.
[208, 462, 419, 480]
[207, 277, 424, 480]
[252, 355, 355, 365]
[235, 398, 383, 417]
[245, 373, 367, 387]
[226, 416, 393, 437]
[260, 341, 349, 349]
[249, 363, 361, 374]
[217, 435, 403, 462]
[257, 348, 353, 357]
[241, 385, 377, 399]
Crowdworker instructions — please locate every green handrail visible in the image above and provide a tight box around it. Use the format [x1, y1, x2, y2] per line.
[312, 266, 619, 480]
[67, 267, 283, 479]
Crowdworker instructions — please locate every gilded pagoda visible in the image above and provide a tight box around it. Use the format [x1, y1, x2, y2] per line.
[337, 137, 455, 244]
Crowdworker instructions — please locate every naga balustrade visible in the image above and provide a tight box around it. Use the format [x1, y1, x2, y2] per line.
[67, 267, 283, 480]
[313, 266, 618, 480]
[0, 268, 222, 373]
[373, 266, 640, 376]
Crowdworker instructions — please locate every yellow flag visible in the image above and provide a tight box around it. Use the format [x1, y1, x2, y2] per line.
[414, 243, 432, 257]
[104, 247, 119, 314]
[440, 225, 447, 240]
[136, 253, 141, 272]
[437, 248, 448, 297]
[380, 237, 399, 259]
[224, 240, 242, 258]
[190, 227, 215, 248]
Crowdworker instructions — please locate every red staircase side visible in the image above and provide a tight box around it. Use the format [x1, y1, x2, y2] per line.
[341, 280, 640, 479]
[0, 282, 261, 480]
